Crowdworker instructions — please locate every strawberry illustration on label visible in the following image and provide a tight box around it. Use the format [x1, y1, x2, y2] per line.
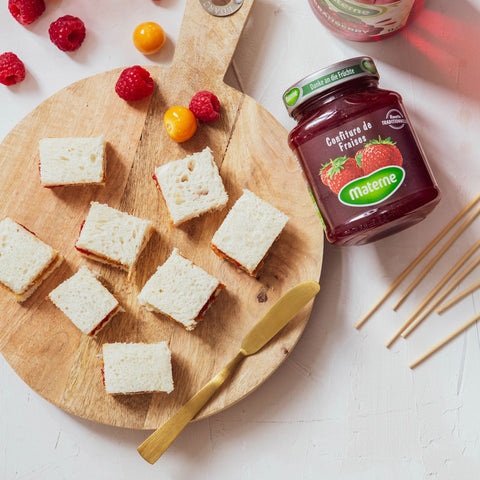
[320, 162, 333, 186]
[356, 136, 403, 175]
[320, 156, 364, 194]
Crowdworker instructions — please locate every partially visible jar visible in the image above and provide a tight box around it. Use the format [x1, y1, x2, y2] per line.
[309, 0, 422, 41]
[283, 57, 440, 246]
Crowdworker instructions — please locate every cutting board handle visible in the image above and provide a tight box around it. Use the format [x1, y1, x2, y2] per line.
[172, 0, 255, 81]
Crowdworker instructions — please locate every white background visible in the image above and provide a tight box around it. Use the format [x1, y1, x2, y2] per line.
[1, 0, 480, 478]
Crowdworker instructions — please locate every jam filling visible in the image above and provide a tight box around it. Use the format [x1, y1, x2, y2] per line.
[196, 284, 226, 322]
[88, 305, 121, 336]
[153, 174, 174, 226]
[211, 240, 277, 278]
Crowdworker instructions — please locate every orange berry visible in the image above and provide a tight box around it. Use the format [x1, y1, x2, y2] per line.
[164, 106, 197, 142]
[133, 22, 166, 55]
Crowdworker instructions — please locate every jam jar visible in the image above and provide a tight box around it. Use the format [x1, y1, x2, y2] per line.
[284, 57, 440, 246]
[308, 0, 421, 42]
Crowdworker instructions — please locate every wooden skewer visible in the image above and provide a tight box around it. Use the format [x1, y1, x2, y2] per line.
[355, 272, 418, 329]
[385, 244, 480, 348]
[354, 192, 480, 329]
[409, 312, 480, 369]
[402, 254, 480, 338]
[436, 279, 480, 314]
[394, 244, 480, 338]
[392, 205, 480, 311]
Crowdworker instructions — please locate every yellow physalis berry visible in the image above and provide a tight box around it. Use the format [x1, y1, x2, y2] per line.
[164, 106, 197, 142]
[133, 22, 166, 55]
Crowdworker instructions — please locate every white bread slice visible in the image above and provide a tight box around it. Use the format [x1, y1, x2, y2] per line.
[75, 202, 154, 281]
[39, 135, 106, 187]
[153, 146, 228, 226]
[0, 217, 62, 301]
[102, 342, 173, 395]
[211, 189, 289, 276]
[138, 248, 224, 330]
[48, 266, 122, 336]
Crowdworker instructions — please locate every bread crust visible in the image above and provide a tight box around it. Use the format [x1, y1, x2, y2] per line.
[0, 253, 63, 302]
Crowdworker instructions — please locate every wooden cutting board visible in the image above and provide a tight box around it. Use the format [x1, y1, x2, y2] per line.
[0, 0, 323, 429]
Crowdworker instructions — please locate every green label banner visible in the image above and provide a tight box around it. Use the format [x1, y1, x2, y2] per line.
[284, 87, 300, 106]
[301, 64, 364, 97]
[327, 0, 386, 17]
[339, 166, 405, 206]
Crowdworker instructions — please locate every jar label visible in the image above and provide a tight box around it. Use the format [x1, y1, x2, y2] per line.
[338, 165, 405, 206]
[310, 0, 415, 37]
[297, 105, 429, 211]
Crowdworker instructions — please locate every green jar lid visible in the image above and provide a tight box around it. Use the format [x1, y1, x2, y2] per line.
[283, 56, 379, 116]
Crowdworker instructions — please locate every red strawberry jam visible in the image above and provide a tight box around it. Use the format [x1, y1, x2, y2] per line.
[284, 57, 440, 246]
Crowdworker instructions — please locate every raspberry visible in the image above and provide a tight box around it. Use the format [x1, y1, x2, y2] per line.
[8, 0, 45, 25]
[189, 91, 220, 122]
[49, 15, 86, 52]
[0, 52, 26, 86]
[115, 66, 154, 102]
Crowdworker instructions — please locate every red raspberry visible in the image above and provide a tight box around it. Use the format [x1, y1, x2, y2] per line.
[49, 15, 86, 52]
[189, 91, 220, 122]
[0, 52, 26, 86]
[115, 66, 154, 102]
[8, 0, 45, 25]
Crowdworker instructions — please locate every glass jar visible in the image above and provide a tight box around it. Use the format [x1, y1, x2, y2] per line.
[309, 0, 421, 42]
[283, 57, 440, 246]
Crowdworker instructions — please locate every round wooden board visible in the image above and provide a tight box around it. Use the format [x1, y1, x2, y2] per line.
[0, 0, 323, 430]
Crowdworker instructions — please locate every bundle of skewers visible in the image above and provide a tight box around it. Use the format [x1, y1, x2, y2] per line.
[356, 193, 480, 369]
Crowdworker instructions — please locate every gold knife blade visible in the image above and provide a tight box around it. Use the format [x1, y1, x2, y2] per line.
[241, 280, 320, 355]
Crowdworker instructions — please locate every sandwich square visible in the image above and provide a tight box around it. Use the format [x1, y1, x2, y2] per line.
[153, 146, 228, 226]
[48, 266, 122, 336]
[39, 135, 106, 187]
[102, 342, 174, 395]
[138, 248, 225, 331]
[0, 217, 62, 301]
[211, 189, 289, 276]
[75, 202, 154, 281]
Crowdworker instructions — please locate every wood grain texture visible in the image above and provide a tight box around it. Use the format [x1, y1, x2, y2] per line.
[0, 0, 323, 429]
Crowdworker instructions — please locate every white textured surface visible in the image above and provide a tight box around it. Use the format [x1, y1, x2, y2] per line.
[155, 146, 228, 226]
[39, 135, 106, 186]
[1, 0, 480, 478]
[48, 266, 120, 335]
[212, 189, 289, 274]
[0, 217, 57, 296]
[76, 202, 153, 270]
[102, 342, 173, 395]
[138, 248, 220, 330]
